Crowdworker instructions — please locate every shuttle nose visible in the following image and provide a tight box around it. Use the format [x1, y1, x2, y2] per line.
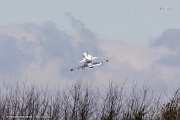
[83, 52, 88, 57]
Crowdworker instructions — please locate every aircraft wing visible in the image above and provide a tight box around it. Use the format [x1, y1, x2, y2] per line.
[68, 64, 88, 71]
[68, 57, 112, 71]
[92, 57, 113, 66]
[101, 57, 113, 63]
[68, 65, 84, 71]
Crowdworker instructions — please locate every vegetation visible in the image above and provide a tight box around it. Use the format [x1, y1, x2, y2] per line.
[0, 80, 179, 120]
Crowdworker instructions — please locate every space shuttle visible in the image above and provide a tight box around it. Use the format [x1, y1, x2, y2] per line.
[79, 52, 98, 63]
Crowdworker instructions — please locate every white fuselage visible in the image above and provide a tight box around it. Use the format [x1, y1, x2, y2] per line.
[84, 61, 103, 68]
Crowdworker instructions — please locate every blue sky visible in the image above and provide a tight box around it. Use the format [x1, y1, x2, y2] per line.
[0, 0, 180, 94]
[1, 0, 180, 42]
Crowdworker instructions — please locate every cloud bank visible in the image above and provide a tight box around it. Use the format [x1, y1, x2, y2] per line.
[0, 17, 180, 93]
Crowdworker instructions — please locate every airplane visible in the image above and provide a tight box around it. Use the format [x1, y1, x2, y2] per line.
[160, 7, 174, 11]
[69, 52, 110, 71]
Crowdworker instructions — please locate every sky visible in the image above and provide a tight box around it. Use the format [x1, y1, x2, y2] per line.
[0, 0, 180, 94]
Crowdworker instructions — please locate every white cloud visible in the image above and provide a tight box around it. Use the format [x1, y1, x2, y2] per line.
[0, 18, 103, 89]
[97, 29, 180, 91]
[100, 41, 159, 71]
[2, 25, 37, 43]
[0, 19, 180, 94]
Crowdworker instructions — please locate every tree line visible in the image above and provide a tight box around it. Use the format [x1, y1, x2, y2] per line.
[0, 80, 179, 120]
